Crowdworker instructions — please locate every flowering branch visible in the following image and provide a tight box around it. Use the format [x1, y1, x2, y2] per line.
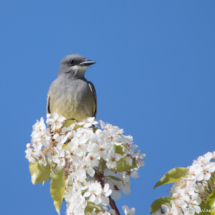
[25, 113, 145, 215]
[151, 152, 215, 215]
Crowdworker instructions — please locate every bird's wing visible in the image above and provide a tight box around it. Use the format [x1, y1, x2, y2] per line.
[47, 84, 52, 114]
[88, 81, 97, 118]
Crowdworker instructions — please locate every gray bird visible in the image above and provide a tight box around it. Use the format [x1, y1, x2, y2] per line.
[47, 54, 97, 121]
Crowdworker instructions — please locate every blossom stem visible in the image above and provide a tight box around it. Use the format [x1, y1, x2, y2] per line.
[108, 196, 121, 215]
[94, 172, 120, 215]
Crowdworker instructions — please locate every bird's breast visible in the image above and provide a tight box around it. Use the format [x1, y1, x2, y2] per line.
[49, 80, 95, 121]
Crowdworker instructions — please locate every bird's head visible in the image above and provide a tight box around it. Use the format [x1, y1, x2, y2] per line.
[58, 54, 96, 78]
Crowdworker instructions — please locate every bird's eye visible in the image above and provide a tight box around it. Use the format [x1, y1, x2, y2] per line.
[70, 60, 75, 64]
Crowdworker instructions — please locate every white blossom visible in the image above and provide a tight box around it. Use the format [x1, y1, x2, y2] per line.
[106, 148, 122, 169]
[96, 183, 112, 206]
[25, 114, 145, 215]
[122, 205, 135, 215]
[76, 117, 98, 128]
[166, 151, 215, 215]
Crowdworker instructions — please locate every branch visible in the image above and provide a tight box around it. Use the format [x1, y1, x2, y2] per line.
[94, 172, 120, 215]
[109, 196, 121, 215]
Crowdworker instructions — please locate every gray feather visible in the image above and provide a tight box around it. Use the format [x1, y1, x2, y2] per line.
[88, 81, 97, 117]
[46, 54, 97, 121]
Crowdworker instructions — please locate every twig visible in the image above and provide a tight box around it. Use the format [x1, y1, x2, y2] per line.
[108, 196, 120, 215]
[94, 172, 120, 215]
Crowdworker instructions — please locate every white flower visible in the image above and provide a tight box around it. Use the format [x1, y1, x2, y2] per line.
[119, 172, 130, 182]
[35, 151, 47, 166]
[76, 117, 98, 128]
[90, 139, 112, 161]
[31, 117, 51, 148]
[153, 210, 162, 215]
[134, 150, 145, 167]
[161, 203, 172, 215]
[46, 113, 65, 131]
[122, 205, 135, 215]
[170, 200, 184, 215]
[173, 198, 187, 211]
[61, 125, 74, 139]
[26, 115, 145, 215]
[86, 153, 100, 167]
[96, 183, 112, 206]
[70, 169, 86, 185]
[25, 144, 36, 163]
[193, 152, 212, 167]
[53, 148, 65, 167]
[112, 189, 122, 200]
[187, 195, 201, 214]
[108, 210, 116, 215]
[84, 182, 102, 204]
[212, 151, 215, 160]
[131, 170, 139, 178]
[87, 142, 100, 154]
[106, 148, 122, 169]
[108, 182, 122, 200]
[203, 152, 213, 162]
[121, 135, 133, 145]
[98, 212, 111, 215]
[32, 117, 46, 133]
[105, 125, 123, 146]
[81, 160, 95, 177]
[117, 180, 131, 195]
[195, 164, 215, 181]
[66, 191, 87, 215]
[69, 136, 88, 157]
[177, 181, 195, 203]
[187, 165, 199, 180]
[125, 155, 133, 166]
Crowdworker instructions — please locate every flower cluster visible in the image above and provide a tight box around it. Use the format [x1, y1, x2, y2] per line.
[155, 152, 215, 215]
[25, 113, 145, 215]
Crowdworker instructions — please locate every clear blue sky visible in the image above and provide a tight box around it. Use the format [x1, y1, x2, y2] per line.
[1, 1, 215, 214]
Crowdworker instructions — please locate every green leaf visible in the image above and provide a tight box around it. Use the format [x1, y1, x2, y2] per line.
[62, 118, 76, 127]
[50, 168, 65, 214]
[85, 201, 103, 213]
[29, 159, 51, 185]
[154, 167, 188, 189]
[110, 157, 137, 172]
[109, 175, 122, 181]
[150, 197, 174, 214]
[204, 190, 215, 215]
[207, 190, 215, 207]
[114, 145, 124, 155]
[197, 203, 211, 215]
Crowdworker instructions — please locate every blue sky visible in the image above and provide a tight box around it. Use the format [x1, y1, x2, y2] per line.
[1, 1, 215, 214]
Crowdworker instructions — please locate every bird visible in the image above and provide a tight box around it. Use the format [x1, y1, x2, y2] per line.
[47, 54, 97, 122]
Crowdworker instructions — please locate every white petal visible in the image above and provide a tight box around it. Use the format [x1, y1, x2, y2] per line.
[104, 183, 109, 192]
[131, 171, 139, 178]
[87, 117, 95, 122]
[84, 192, 91, 197]
[112, 190, 121, 200]
[122, 186, 131, 195]
[87, 168, 95, 177]
[101, 196, 109, 206]
[90, 194, 96, 202]
[84, 123, 92, 128]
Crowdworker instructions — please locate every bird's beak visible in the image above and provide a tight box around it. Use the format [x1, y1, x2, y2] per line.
[79, 60, 96, 66]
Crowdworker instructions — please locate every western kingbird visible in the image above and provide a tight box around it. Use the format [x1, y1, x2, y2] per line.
[47, 54, 97, 121]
